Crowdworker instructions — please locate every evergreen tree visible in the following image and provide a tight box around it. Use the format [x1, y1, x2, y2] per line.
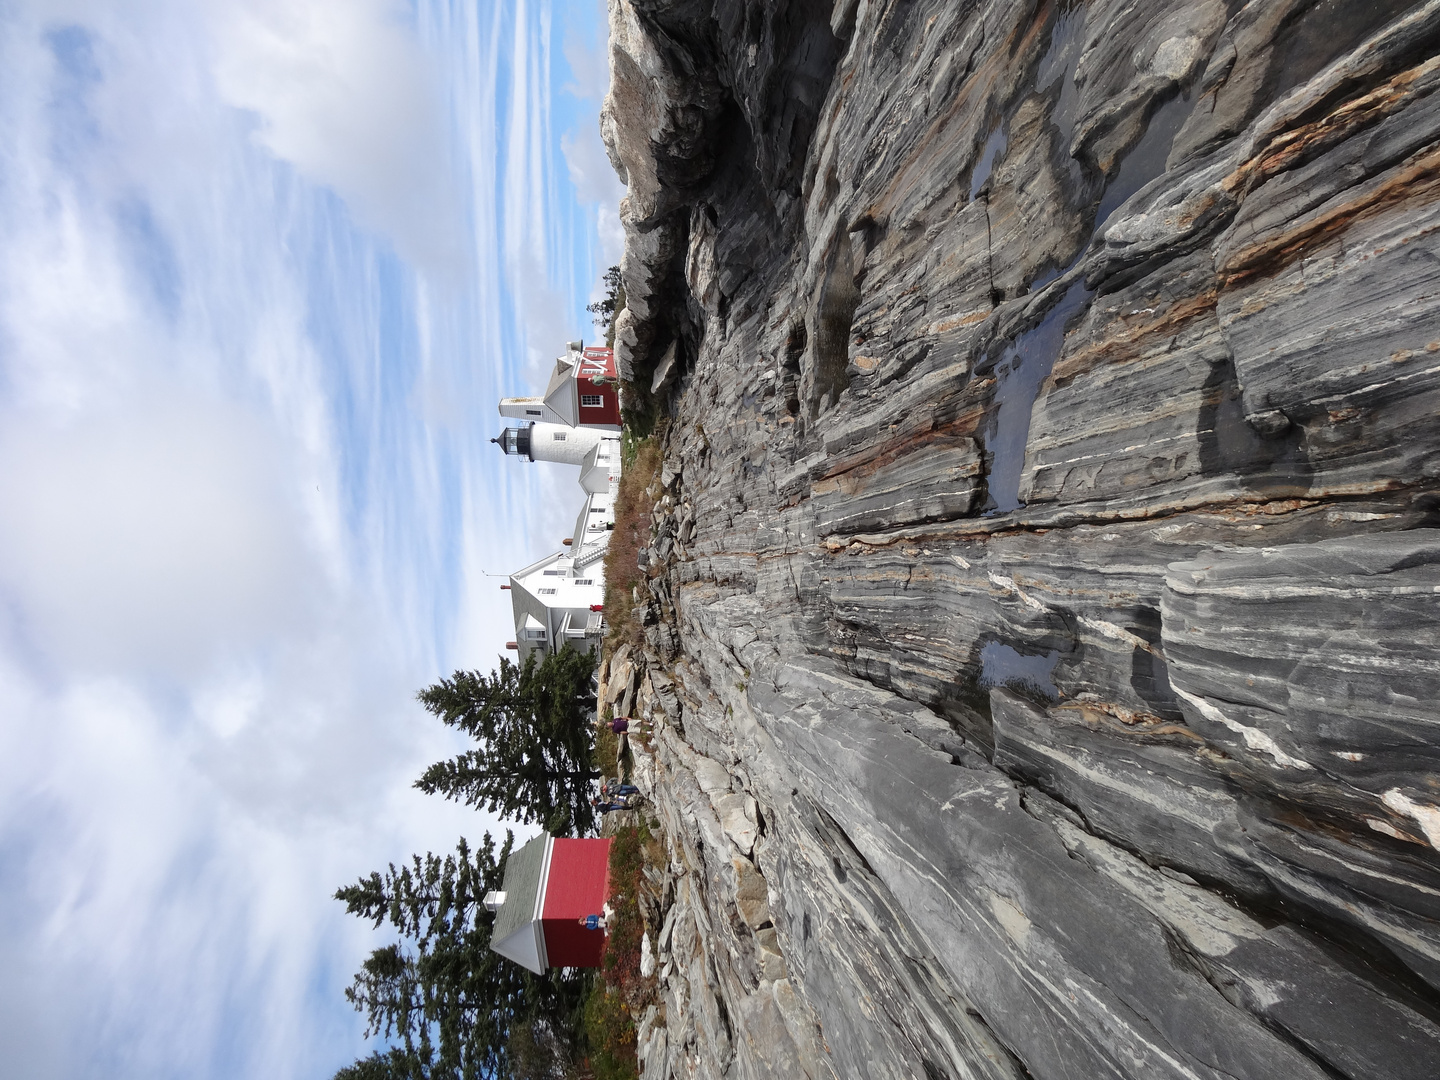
[585, 265, 622, 331]
[332, 834, 590, 1080]
[415, 650, 600, 835]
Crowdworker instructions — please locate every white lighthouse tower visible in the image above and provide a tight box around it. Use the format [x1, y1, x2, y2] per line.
[494, 421, 602, 465]
[492, 421, 619, 496]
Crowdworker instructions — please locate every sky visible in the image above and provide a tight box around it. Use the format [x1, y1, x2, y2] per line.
[0, 1, 626, 1076]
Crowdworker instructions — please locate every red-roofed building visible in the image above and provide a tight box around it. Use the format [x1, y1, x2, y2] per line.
[486, 834, 613, 972]
[499, 343, 620, 431]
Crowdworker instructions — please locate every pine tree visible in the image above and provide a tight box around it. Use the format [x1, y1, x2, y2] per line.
[415, 650, 600, 836]
[584, 265, 622, 331]
[332, 834, 590, 1080]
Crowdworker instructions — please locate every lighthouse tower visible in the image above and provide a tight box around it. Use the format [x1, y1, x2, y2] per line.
[494, 420, 619, 496]
[493, 420, 604, 466]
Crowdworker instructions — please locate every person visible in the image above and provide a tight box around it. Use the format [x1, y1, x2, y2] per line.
[602, 780, 639, 798]
[577, 913, 606, 931]
[608, 715, 653, 735]
[592, 796, 632, 814]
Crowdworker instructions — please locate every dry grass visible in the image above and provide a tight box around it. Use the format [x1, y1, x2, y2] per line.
[602, 433, 663, 655]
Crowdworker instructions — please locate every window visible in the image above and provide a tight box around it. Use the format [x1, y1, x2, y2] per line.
[539, 587, 557, 596]
[580, 394, 603, 408]
[552, 431, 566, 441]
[574, 578, 593, 586]
[526, 409, 542, 416]
[543, 569, 564, 576]
[525, 628, 547, 640]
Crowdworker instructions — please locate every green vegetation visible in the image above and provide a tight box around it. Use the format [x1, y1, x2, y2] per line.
[582, 985, 634, 1080]
[333, 834, 591, 1080]
[417, 648, 600, 836]
[594, 706, 621, 780]
[581, 824, 663, 1080]
[587, 265, 623, 346]
[602, 434, 663, 654]
[333, 646, 604, 1079]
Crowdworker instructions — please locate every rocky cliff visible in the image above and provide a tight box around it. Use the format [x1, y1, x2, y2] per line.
[597, 2, 1440, 1077]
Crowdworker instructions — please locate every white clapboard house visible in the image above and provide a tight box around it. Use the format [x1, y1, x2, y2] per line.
[504, 486, 615, 660]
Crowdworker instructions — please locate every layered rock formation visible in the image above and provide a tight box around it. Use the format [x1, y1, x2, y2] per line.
[599, 1, 1440, 1076]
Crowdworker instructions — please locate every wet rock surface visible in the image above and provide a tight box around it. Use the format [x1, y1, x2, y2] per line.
[600, 1, 1440, 1076]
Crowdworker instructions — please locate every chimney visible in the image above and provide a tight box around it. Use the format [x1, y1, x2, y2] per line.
[562, 538, 573, 546]
[501, 584, 510, 590]
[506, 642, 518, 650]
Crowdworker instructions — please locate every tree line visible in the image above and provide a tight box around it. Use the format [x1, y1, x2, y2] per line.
[332, 647, 601, 1079]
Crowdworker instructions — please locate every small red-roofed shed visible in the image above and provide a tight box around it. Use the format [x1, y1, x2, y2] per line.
[487, 834, 613, 972]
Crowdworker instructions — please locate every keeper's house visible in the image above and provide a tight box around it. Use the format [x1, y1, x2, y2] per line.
[499, 343, 620, 431]
[504, 548, 605, 659]
[502, 486, 614, 658]
[485, 834, 613, 972]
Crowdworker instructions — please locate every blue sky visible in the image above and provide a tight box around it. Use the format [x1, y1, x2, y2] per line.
[0, 1, 624, 1076]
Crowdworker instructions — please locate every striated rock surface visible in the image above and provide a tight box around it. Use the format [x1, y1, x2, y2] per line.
[600, 1, 1440, 1077]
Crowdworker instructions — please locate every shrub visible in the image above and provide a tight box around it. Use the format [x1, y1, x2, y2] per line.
[580, 824, 662, 1080]
[582, 985, 635, 1080]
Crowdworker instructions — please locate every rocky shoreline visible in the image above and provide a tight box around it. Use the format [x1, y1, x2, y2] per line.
[595, 2, 1440, 1077]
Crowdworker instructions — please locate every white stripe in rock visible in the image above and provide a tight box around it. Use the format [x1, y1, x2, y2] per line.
[1173, 687, 1313, 770]
[1382, 789, 1440, 849]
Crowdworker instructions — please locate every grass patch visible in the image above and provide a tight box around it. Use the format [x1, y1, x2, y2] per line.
[602, 434, 663, 654]
[602, 827, 648, 995]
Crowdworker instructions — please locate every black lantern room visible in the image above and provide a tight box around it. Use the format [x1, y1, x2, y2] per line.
[493, 423, 534, 461]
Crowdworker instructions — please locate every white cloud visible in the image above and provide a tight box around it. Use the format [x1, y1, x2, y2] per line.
[0, 398, 313, 675]
[0, 1, 617, 1076]
[561, 121, 626, 208]
[562, 124, 627, 283]
[0, 3, 499, 1076]
[0, 651, 495, 1078]
[211, 0, 464, 275]
[561, 17, 610, 100]
[596, 200, 626, 267]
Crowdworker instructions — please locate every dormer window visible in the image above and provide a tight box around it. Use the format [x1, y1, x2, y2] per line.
[581, 394, 602, 407]
[552, 431, 566, 441]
